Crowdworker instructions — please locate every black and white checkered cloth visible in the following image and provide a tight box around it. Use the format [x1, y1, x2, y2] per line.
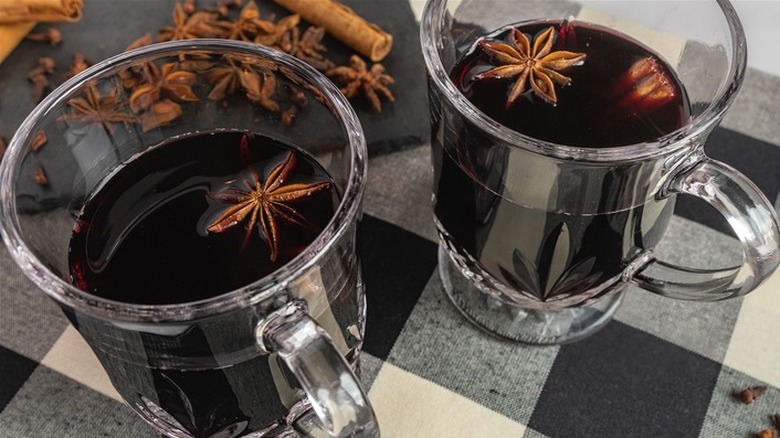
[2, 1, 780, 437]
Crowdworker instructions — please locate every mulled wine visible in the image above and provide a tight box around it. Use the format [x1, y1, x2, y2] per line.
[66, 131, 354, 436]
[69, 131, 338, 304]
[433, 20, 691, 304]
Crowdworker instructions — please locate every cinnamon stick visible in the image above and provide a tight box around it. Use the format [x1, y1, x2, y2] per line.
[0, 0, 83, 24]
[272, 0, 392, 62]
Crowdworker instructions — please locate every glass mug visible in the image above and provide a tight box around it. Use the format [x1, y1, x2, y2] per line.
[421, 0, 780, 344]
[0, 40, 379, 437]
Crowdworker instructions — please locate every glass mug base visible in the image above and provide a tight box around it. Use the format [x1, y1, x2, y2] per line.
[438, 243, 623, 345]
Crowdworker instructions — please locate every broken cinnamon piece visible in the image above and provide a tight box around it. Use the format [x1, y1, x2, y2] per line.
[25, 27, 62, 46]
[0, 0, 83, 23]
[737, 385, 768, 404]
[30, 130, 47, 151]
[272, 0, 392, 62]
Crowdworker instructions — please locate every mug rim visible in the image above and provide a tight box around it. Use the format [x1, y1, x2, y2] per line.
[420, 0, 747, 162]
[0, 39, 368, 323]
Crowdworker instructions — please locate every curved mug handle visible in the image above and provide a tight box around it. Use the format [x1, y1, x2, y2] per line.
[257, 300, 379, 438]
[630, 151, 780, 300]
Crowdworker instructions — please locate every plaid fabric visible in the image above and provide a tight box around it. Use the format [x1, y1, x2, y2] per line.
[2, 1, 780, 437]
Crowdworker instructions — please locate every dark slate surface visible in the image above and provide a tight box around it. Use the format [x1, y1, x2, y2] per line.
[0, 0, 429, 157]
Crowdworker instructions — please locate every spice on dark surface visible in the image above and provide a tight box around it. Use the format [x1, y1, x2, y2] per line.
[738, 386, 769, 404]
[327, 54, 394, 112]
[32, 165, 47, 185]
[27, 57, 56, 102]
[0, 135, 6, 162]
[64, 53, 92, 79]
[30, 130, 47, 152]
[25, 27, 62, 46]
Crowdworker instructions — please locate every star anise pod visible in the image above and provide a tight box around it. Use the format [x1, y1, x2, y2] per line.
[476, 26, 585, 107]
[207, 139, 332, 261]
[327, 55, 394, 112]
[139, 99, 184, 132]
[239, 69, 279, 111]
[157, 3, 220, 42]
[278, 26, 334, 71]
[125, 33, 154, 51]
[254, 14, 300, 47]
[129, 62, 199, 113]
[58, 85, 137, 134]
[212, 0, 275, 42]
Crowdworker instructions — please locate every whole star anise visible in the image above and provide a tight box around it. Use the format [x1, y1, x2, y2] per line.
[279, 26, 334, 71]
[129, 62, 199, 113]
[58, 85, 137, 134]
[254, 14, 300, 47]
[475, 26, 586, 107]
[207, 136, 332, 261]
[212, 0, 275, 42]
[157, 3, 220, 42]
[327, 55, 394, 112]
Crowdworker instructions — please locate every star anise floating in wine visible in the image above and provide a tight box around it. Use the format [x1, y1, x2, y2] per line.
[207, 135, 332, 262]
[475, 26, 586, 107]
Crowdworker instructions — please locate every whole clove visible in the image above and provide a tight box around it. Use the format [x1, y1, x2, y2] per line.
[738, 385, 768, 404]
[28, 58, 56, 102]
[25, 27, 62, 47]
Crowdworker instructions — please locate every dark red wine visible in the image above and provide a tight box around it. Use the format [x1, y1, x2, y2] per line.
[452, 20, 691, 147]
[432, 20, 689, 304]
[69, 130, 338, 305]
[65, 131, 353, 437]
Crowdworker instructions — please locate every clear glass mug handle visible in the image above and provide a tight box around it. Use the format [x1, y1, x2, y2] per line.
[257, 301, 380, 438]
[630, 151, 780, 300]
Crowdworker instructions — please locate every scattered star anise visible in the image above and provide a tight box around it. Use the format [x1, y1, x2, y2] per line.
[327, 55, 394, 112]
[58, 85, 137, 134]
[212, 0, 274, 42]
[207, 138, 332, 261]
[475, 26, 586, 107]
[129, 62, 199, 113]
[239, 69, 279, 111]
[157, 3, 220, 42]
[139, 99, 184, 132]
[254, 14, 300, 47]
[279, 26, 334, 71]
